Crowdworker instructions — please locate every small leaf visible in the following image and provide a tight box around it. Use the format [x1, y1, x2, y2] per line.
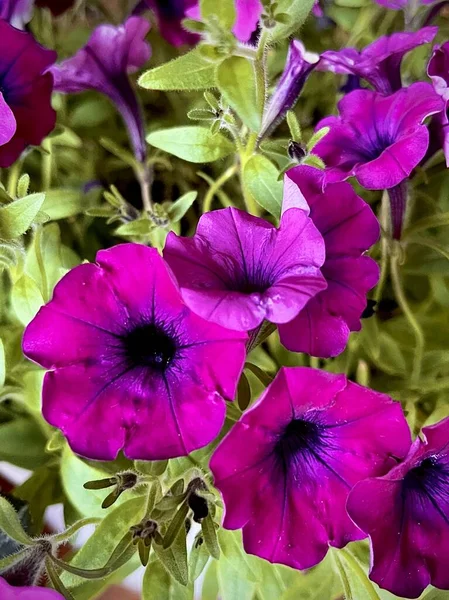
[200, 0, 236, 29]
[245, 362, 274, 386]
[201, 515, 220, 559]
[163, 501, 189, 549]
[147, 127, 234, 163]
[11, 274, 44, 326]
[302, 154, 325, 169]
[42, 189, 89, 221]
[243, 155, 283, 218]
[307, 127, 330, 152]
[0, 495, 34, 546]
[286, 111, 302, 142]
[333, 548, 381, 600]
[216, 57, 261, 131]
[154, 525, 189, 586]
[135, 460, 168, 477]
[139, 48, 216, 91]
[168, 192, 198, 223]
[17, 174, 30, 198]
[143, 558, 193, 600]
[115, 219, 154, 237]
[0, 193, 45, 240]
[270, 0, 315, 41]
[189, 538, 210, 581]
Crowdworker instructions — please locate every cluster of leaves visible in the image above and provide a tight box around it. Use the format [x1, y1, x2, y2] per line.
[0, 0, 449, 599]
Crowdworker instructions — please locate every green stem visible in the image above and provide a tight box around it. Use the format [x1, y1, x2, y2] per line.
[390, 244, 424, 386]
[203, 164, 238, 213]
[45, 557, 76, 600]
[374, 192, 390, 304]
[136, 164, 153, 212]
[34, 227, 49, 303]
[41, 139, 52, 190]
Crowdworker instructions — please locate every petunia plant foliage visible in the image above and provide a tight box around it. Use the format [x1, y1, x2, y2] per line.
[0, 0, 449, 599]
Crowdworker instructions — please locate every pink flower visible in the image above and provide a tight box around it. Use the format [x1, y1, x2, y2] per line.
[210, 367, 412, 570]
[23, 244, 247, 461]
[0, 577, 63, 599]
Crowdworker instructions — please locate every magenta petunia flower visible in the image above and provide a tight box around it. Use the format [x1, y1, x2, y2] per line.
[136, 0, 262, 45]
[22, 244, 247, 461]
[163, 207, 327, 332]
[278, 166, 380, 358]
[0, 20, 56, 167]
[260, 40, 319, 138]
[428, 41, 449, 166]
[318, 27, 437, 94]
[313, 82, 443, 190]
[0, 577, 63, 599]
[210, 367, 412, 571]
[347, 417, 449, 599]
[0, 0, 33, 28]
[51, 17, 151, 162]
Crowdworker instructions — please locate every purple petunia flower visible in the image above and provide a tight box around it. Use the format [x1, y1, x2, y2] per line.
[318, 27, 437, 94]
[259, 40, 319, 139]
[0, 577, 63, 599]
[0, 0, 33, 28]
[22, 244, 247, 461]
[278, 166, 380, 358]
[0, 20, 56, 167]
[163, 206, 327, 332]
[210, 367, 412, 571]
[347, 417, 449, 599]
[428, 41, 449, 166]
[50, 17, 151, 163]
[313, 82, 443, 190]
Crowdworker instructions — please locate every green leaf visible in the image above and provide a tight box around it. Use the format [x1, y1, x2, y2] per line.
[147, 127, 234, 163]
[154, 526, 189, 586]
[217, 556, 257, 600]
[41, 189, 89, 221]
[243, 154, 283, 218]
[302, 154, 325, 169]
[163, 501, 189, 548]
[218, 529, 262, 583]
[0, 193, 45, 240]
[189, 539, 210, 581]
[201, 514, 220, 559]
[46, 556, 77, 600]
[135, 459, 169, 477]
[333, 548, 381, 600]
[60, 446, 125, 518]
[0, 495, 34, 546]
[168, 192, 198, 223]
[216, 57, 261, 131]
[237, 372, 251, 411]
[0, 338, 5, 389]
[17, 174, 30, 198]
[0, 419, 47, 470]
[286, 111, 302, 142]
[307, 127, 330, 152]
[143, 558, 194, 600]
[61, 497, 147, 588]
[139, 48, 217, 91]
[115, 219, 154, 237]
[14, 464, 63, 532]
[271, 0, 315, 41]
[10, 274, 44, 326]
[200, 0, 236, 28]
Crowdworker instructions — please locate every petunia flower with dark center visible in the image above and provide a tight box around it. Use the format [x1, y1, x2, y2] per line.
[22, 244, 247, 461]
[163, 206, 327, 332]
[347, 416, 449, 599]
[312, 82, 444, 238]
[278, 166, 380, 358]
[210, 367, 412, 571]
[50, 17, 151, 163]
[0, 20, 56, 167]
[318, 27, 437, 95]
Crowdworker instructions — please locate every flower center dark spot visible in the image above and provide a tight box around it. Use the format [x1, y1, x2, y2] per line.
[124, 324, 177, 372]
[275, 418, 322, 474]
[404, 455, 443, 493]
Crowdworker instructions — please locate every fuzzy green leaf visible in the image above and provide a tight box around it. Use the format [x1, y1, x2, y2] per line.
[0, 495, 34, 546]
[216, 57, 261, 131]
[11, 274, 44, 326]
[201, 514, 220, 559]
[147, 127, 234, 163]
[0, 338, 5, 389]
[139, 48, 217, 91]
[168, 192, 198, 223]
[270, 0, 315, 41]
[200, 0, 236, 28]
[243, 155, 283, 218]
[154, 526, 189, 586]
[0, 193, 45, 240]
[333, 548, 381, 600]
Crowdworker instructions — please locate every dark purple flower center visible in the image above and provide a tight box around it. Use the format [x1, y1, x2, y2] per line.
[156, 0, 187, 19]
[403, 455, 449, 506]
[123, 323, 177, 372]
[275, 418, 323, 474]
